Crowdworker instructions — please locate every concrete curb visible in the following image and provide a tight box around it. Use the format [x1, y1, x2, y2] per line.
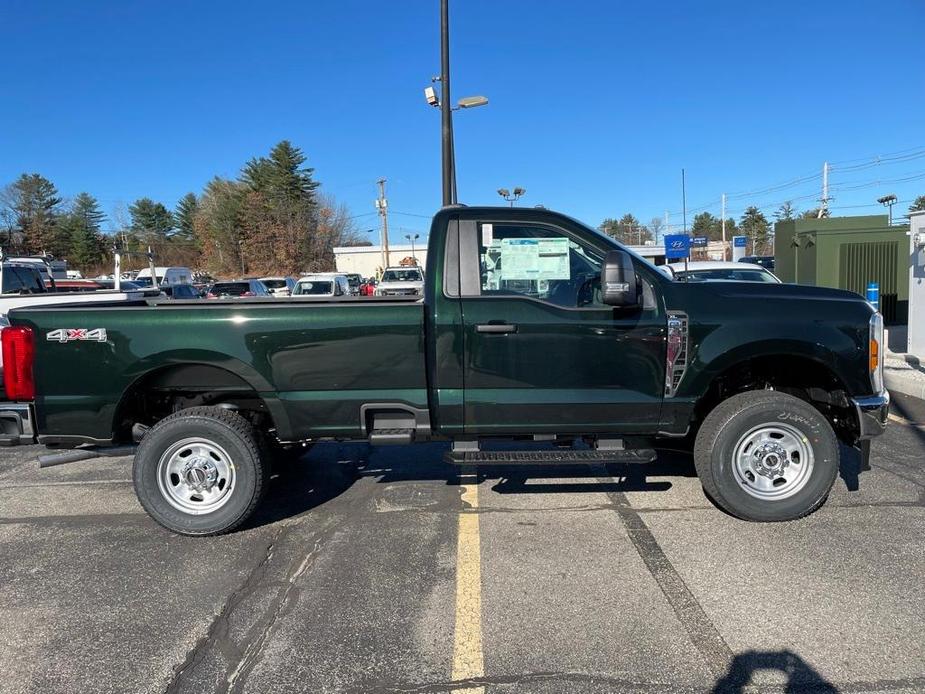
[884, 358, 925, 402]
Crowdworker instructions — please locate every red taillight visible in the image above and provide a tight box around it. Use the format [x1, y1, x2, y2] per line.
[2, 326, 35, 401]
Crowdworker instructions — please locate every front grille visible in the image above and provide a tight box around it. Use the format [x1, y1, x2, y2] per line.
[380, 288, 420, 296]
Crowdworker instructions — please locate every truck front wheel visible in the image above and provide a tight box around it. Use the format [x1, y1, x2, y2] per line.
[694, 391, 839, 522]
[133, 407, 269, 535]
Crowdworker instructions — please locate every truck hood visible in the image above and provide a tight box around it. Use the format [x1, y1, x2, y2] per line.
[677, 280, 867, 305]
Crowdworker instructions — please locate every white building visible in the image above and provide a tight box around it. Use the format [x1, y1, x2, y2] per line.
[333, 243, 426, 279]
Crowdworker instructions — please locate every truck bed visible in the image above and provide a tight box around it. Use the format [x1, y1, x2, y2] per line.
[10, 298, 427, 443]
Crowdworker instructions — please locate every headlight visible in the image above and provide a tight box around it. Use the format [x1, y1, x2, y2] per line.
[869, 312, 884, 393]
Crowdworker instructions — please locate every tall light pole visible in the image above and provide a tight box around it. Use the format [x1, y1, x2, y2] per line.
[497, 187, 526, 207]
[427, 0, 488, 207]
[405, 233, 420, 263]
[439, 0, 454, 205]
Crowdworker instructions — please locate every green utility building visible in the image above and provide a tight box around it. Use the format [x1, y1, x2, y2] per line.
[775, 214, 909, 323]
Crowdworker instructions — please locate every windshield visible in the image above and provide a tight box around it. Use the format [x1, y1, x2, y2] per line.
[261, 279, 288, 289]
[568, 217, 662, 273]
[135, 276, 164, 287]
[676, 268, 778, 283]
[382, 269, 422, 282]
[346, 274, 361, 286]
[209, 282, 251, 296]
[294, 281, 333, 295]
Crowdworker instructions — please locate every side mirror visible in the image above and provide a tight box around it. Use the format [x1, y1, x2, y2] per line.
[601, 250, 638, 307]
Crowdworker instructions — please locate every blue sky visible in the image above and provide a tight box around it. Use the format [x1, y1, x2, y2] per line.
[2, 0, 924, 243]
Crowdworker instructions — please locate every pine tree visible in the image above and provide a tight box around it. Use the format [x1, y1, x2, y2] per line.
[242, 140, 320, 206]
[774, 201, 797, 221]
[62, 192, 106, 269]
[599, 214, 650, 244]
[174, 193, 199, 242]
[691, 212, 719, 240]
[129, 198, 174, 243]
[740, 206, 771, 255]
[910, 195, 925, 214]
[9, 173, 62, 253]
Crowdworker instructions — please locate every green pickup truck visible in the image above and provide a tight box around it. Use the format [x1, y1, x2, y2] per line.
[1, 206, 889, 535]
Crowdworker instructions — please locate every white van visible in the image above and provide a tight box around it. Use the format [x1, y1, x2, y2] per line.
[135, 266, 193, 288]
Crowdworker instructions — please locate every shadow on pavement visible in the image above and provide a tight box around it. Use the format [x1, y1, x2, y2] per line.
[244, 442, 699, 529]
[713, 650, 838, 693]
[243, 435, 876, 531]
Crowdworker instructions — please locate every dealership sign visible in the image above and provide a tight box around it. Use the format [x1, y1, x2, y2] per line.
[664, 234, 691, 259]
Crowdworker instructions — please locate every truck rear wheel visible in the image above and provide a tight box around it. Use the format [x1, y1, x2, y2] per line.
[694, 391, 838, 522]
[133, 406, 269, 535]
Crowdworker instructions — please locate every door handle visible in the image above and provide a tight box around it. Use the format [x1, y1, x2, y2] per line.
[475, 323, 518, 334]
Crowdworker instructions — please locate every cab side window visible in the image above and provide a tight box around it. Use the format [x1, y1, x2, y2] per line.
[2, 267, 25, 294]
[476, 224, 605, 308]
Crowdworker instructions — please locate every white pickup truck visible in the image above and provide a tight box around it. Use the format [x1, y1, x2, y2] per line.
[374, 266, 424, 297]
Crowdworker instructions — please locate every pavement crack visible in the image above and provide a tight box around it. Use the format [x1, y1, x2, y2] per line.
[225, 525, 336, 694]
[164, 528, 284, 694]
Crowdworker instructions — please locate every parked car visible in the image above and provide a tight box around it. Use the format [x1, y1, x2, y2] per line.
[258, 277, 297, 297]
[345, 273, 362, 296]
[4, 255, 66, 282]
[293, 273, 350, 297]
[666, 261, 781, 283]
[135, 266, 194, 288]
[359, 278, 377, 296]
[205, 279, 270, 298]
[162, 284, 203, 299]
[375, 266, 424, 296]
[740, 255, 775, 271]
[2, 205, 888, 534]
[2, 262, 49, 295]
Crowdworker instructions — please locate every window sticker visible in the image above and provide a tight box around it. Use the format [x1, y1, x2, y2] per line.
[481, 223, 493, 247]
[497, 237, 570, 281]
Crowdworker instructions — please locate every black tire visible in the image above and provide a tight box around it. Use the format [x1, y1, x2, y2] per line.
[694, 391, 838, 522]
[133, 406, 269, 535]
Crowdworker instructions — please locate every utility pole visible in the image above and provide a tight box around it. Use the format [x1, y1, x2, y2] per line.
[681, 168, 688, 232]
[376, 178, 391, 270]
[440, 0, 455, 206]
[664, 210, 670, 236]
[818, 161, 830, 218]
[721, 193, 727, 261]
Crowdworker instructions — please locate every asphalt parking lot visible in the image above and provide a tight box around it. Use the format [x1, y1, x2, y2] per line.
[1, 394, 923, 694]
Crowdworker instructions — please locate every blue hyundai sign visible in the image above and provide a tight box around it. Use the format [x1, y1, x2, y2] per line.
[692, 236, 708, 247]
[733, 236, 747, 248]
[664, 234, 691, 259]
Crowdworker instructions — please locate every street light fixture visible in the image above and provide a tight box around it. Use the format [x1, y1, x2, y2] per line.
[497, 187, 526, 207]
[877, 194, 898, 225]
[424, 0, 489, 206]
[405, 233, 420, 263]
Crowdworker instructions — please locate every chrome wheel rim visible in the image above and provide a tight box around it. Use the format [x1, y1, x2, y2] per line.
[156, 438, 236, 514]
[731, 422, 814, 501]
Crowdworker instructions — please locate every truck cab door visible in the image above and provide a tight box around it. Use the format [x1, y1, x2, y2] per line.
[456, 216, 666, 435]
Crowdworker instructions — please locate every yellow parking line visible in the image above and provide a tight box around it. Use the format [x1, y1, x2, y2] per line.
[451, 473, 484, 694]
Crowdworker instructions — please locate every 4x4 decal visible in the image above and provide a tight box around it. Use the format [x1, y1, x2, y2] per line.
[46, 328, 108, 343]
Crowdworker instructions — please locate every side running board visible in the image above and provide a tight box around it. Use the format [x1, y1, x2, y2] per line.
[444, 448, 656, 465]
